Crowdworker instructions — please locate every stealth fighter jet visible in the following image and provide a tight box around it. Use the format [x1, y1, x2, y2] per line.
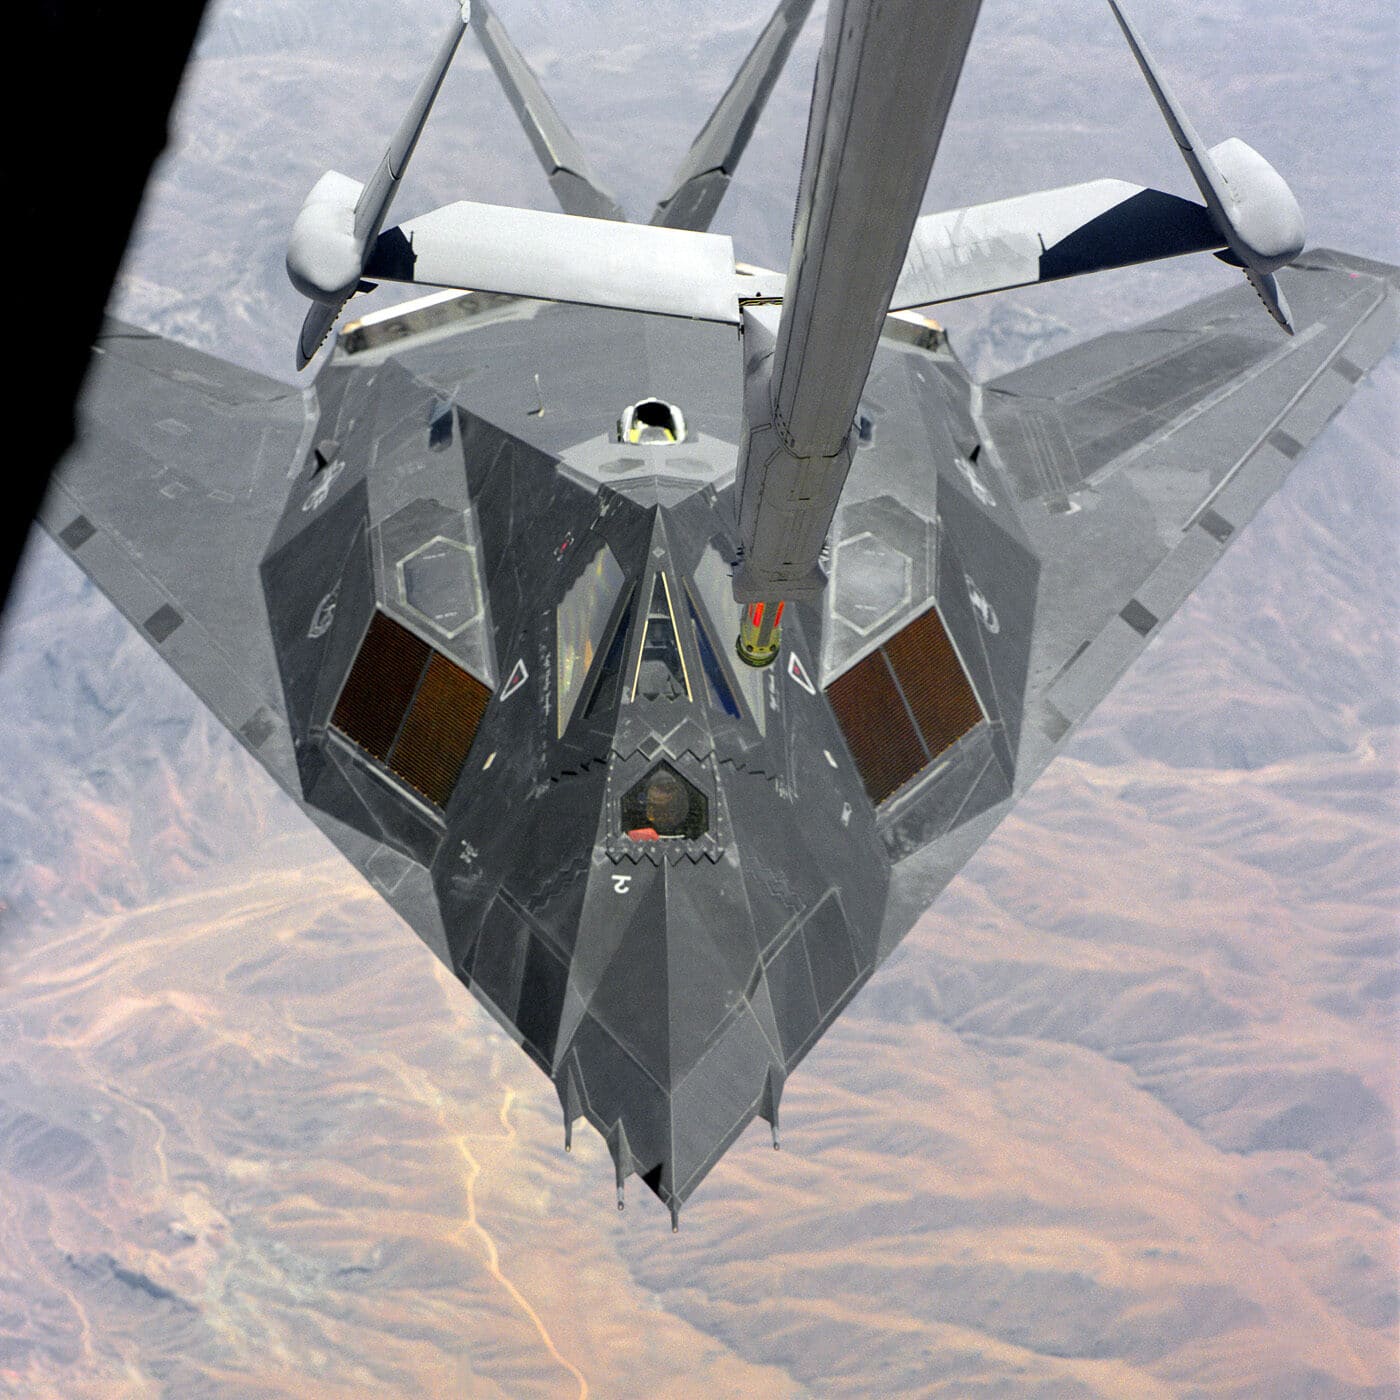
[38, 0, 1399, 1226]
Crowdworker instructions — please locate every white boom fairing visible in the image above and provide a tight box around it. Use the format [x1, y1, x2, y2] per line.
[286, 0, 820, 363]
[364, 201, 743, 323]
[890, 179, 1224, 312]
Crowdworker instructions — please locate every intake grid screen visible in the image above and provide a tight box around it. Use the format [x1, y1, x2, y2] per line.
[825, 604, 983, 806]
[332, 610, 491, 808]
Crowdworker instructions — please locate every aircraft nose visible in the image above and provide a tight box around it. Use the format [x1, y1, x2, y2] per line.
[549, 845, 784, 1219]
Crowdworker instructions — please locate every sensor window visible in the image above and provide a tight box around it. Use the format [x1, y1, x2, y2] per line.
[619, 398, 686, 445]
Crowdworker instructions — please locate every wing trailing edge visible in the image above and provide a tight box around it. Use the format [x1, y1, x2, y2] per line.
[979, 249, 1398, 783]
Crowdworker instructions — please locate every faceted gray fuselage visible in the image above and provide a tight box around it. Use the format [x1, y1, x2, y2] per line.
[259, 295, 1023, 1213]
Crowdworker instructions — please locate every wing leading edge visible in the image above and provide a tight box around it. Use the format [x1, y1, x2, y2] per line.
[851, 248, 1398, 946]
[994, 248, 1399, 787]
[40, 321, 308, 795]
[37, 321, 455, 959]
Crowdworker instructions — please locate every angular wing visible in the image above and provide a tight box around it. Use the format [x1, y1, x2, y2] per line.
[979, 248, 1399, 782]
[40, 321, 309, 790]
[815, 247, 1394, 946]
[37, 321, 452, 958]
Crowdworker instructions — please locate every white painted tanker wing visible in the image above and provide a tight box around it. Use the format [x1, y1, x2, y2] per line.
[890, 178, 1224, 312]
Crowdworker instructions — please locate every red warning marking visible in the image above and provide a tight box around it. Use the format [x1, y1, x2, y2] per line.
[626, 828, 660, 842]
[500, 658, 529, 701]
[787, 651, 816, 695]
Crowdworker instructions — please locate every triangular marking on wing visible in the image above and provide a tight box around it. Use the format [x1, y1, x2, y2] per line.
[501, 657, 529, 701]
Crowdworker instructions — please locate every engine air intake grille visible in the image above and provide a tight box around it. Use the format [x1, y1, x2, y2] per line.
[332, 611, 429, 761]
[333, 611, 491, 808]
[825, 604, 983, 806]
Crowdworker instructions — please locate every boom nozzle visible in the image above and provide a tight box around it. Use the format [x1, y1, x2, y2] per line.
[736, 600, 784, 668]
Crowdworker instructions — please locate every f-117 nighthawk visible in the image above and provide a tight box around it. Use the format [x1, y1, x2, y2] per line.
[39, 0, 1398, 1226]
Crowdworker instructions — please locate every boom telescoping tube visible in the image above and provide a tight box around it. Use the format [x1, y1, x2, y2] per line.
[732, 0, 983, 665]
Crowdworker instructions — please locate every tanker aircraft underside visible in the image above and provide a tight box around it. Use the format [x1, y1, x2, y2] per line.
[39, 0, 1398, 1225]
